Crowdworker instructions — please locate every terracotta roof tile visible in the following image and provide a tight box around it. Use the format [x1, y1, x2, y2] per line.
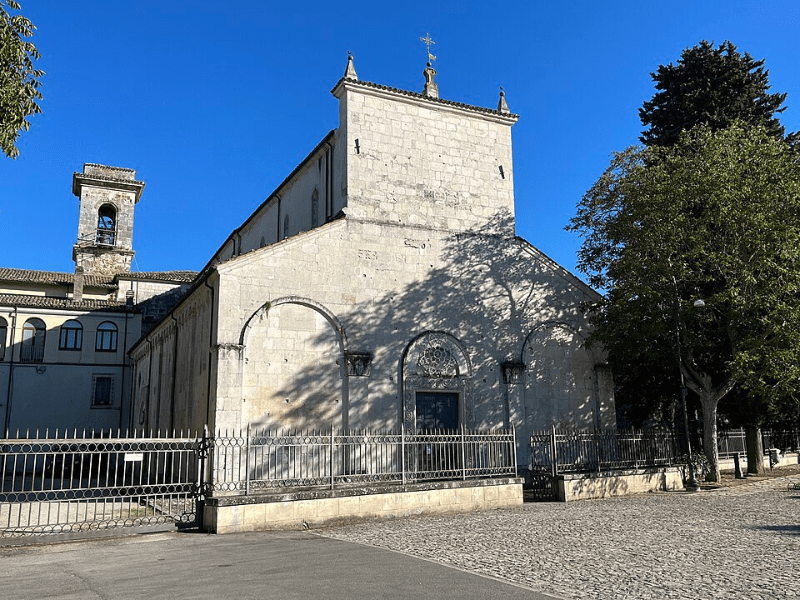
[0, 268, 116, 289]
[118, 270, 198, 283]
[0, 293, 138, 312]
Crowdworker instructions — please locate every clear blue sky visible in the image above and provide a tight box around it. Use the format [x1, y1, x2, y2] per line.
[2, 1, 799, 279]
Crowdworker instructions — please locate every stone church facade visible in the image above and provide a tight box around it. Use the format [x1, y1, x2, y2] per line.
[128, 56, 615, 467]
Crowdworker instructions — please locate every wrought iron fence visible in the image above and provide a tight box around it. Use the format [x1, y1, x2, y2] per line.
[717, 428, 800, 457]
[210, 426, 517, 494]
[0, 429, 205, 537]
[529, 428, 681, 475]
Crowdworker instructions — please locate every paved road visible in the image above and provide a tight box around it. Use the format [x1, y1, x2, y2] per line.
[2, 475, 798, 600]
[0, 530, 557, 600]
[321, 474, 800, 600]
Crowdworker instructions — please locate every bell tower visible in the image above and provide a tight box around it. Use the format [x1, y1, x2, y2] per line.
[72, 163, 144, 275]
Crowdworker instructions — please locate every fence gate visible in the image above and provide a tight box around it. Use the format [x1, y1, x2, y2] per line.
[0, 433, 206, 538]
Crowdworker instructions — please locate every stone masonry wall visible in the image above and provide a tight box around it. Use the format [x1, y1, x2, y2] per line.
[335, 82, 518, 235]
[210, 217, 609, 446]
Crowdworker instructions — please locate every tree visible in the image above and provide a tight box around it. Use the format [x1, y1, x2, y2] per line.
[568, 123, 800, 481]
[633, 40, 798, 474]
[0, 0, 43, 159]
[640, 41, 787, 148]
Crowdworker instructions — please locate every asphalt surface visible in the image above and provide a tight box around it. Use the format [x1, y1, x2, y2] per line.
[3, 473, 798, 599]
[0, 529, 558, 600]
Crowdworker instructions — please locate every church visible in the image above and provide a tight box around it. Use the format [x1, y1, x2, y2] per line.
[126, 54, 616, 468]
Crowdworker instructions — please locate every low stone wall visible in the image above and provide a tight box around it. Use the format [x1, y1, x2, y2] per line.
[718, 451, 799, 471]
[554, 467, 684, 501]
[203, 478, 523, 534]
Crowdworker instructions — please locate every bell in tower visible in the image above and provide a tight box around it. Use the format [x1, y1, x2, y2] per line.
[71, 163, 144, 276]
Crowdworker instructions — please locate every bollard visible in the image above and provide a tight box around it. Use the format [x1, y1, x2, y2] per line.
[733, 453, 744, 479]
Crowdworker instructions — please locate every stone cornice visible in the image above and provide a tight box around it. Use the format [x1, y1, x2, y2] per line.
[72, 172, 145, 203]
[331, 77, 520, 126]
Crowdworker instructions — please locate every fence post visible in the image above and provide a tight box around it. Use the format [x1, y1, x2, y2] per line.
[195, 425, 210, 529]
[401, 423, 406, 485]
[461, 424, 467, 481]
[550, 425, 558, 478]
[595, 429, 601, 473]
[330, 426, 335, 490]
[512, 426, 518, 477]
[245, 423, 251, 496]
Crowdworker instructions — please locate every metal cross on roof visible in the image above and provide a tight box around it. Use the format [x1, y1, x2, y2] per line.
[420, 33, 436, 63]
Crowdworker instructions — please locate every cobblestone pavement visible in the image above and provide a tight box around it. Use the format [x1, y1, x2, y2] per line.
[320, 475, 800, 600]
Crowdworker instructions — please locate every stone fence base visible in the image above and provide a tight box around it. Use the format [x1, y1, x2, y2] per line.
[203, 478, 523, 534]
[718, 451, 799, 471]
[555, 467, 684, 501]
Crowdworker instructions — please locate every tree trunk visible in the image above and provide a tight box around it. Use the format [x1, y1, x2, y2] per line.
[700, 395, 721, 482]
[681, 364, 733, 484]
[745, 425, 766, 474]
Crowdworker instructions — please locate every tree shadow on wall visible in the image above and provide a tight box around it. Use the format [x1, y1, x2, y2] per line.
[248, 209, 599, 433]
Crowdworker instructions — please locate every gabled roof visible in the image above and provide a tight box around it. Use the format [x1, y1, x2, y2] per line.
[331, 77, 520, 122]
[117, 270, 198, 283]
[0, 293, 138, 312]
[0, 268, 116, 289]
[0, 268, 198, 288]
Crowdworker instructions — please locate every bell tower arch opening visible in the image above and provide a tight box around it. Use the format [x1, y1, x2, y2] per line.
[96, 204, 117, 246]
[72, 163, 144, 275]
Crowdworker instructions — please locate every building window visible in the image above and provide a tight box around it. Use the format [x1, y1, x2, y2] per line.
[311, 189, 319, 226]
[92, 375, 114, 407]
[283, 214, 290, 239]
[96, 204, 117, 246]
[96, 321, 118, 352]
[59, 319, 83, 350]
[0, 317, 6, 361]
[20, 318, 46, 363]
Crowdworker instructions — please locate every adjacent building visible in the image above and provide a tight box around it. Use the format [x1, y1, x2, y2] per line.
[0, 165, 195, 434]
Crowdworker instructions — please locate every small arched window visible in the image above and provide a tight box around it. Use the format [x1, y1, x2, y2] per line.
[59, 319, 83, 350]
[96, 204, 117, 246]
[21, 318, 46, 363]
[96, 321, 118, 352]
[283, 214, 290, 239]
[0, 317, 7, 361]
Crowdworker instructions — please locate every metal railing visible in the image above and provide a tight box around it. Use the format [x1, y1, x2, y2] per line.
[1, 429, 204, 537]
[19, 345, 44, 363]
[210, 426, 517, 494]
[717, 428, 800, 458]
[530, 428, 681, 475]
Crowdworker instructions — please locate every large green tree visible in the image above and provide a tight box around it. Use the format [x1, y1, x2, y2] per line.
[639, 40, 787, 147]
[0, 0, 43, 159]
[568, 123, 800, 481]
[626, 40, 798, 474]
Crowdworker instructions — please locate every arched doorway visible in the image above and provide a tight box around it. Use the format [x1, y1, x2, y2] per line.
[401, 331, 472, 432]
